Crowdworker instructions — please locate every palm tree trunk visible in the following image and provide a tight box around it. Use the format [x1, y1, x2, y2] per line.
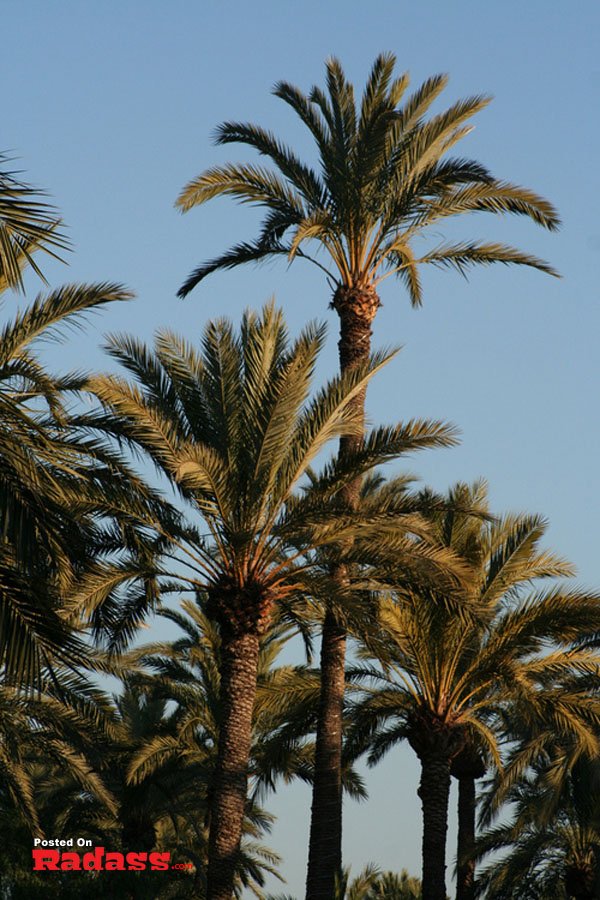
[418, 749, 452, 900]
[305, 610, 346, 899]
[207, 629, 260, 900]
[452, 745, 484, 900]
[305, 286, 379, 900]
[456, 776, 476, 900]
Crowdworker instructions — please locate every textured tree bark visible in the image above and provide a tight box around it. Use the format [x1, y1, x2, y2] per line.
[334, 287, 381, 469]
[418, 750, 452, 900]
[305, 610, 347, 899]
[305, 286, 379, 900]
[455, 776, 476, 900]
[206, 630, 260, 900]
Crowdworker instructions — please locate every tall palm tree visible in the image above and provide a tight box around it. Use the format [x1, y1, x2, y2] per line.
[175, 53, 560, 898]
[82, 301, 455, 900]
[347, 485, 600, 900]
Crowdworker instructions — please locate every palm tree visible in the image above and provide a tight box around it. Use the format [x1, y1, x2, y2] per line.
[443, 488, 581, 900]
[339, 865, 424, 900]
[0, 165, 168, 685]
[347, 484, 600, 900]
[0, 649, 117, 861]
[451, 743, 486, 900]
[82, 301, 455, 899]
[175, 53, 560, 898]
[365, 870, 424, 899]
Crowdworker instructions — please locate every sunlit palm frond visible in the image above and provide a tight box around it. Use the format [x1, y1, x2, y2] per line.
[0, 154, 69, 292]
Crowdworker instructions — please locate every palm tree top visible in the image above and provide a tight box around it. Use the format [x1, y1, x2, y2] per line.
[177, 53, 560, 303]
[348, 484, 600, 772]
[81, 301, 457, 645]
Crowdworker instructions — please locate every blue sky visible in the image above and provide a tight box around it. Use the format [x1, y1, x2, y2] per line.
[3, 1, 599, 894]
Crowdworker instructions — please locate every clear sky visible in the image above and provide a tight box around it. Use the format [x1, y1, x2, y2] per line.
[3, 1, 599, 895]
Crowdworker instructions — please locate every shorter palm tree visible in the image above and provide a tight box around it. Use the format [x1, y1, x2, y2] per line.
[347, 484, 600, 900]
[268, 865, 424, 900]
[365, 870, 424, 899]
[82, 301, 456, 900]
[339, 865, 425, 900]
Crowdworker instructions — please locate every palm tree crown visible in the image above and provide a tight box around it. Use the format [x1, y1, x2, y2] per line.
[477, 754, 600, 899]
[177, 52, 559, 311]
[85, 301, 453, 642]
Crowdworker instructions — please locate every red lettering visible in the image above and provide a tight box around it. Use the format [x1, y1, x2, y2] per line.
[32, 845, 170, 873]
[32, 849, 60, 870]
[82, 846, 105, 870]
[149, 851, 170, 870]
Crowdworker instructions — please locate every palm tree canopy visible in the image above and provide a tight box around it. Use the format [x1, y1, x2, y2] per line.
[177, 53, 559, 304]
[348, 483, 600, 772]
[83, 301, 457, 642]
